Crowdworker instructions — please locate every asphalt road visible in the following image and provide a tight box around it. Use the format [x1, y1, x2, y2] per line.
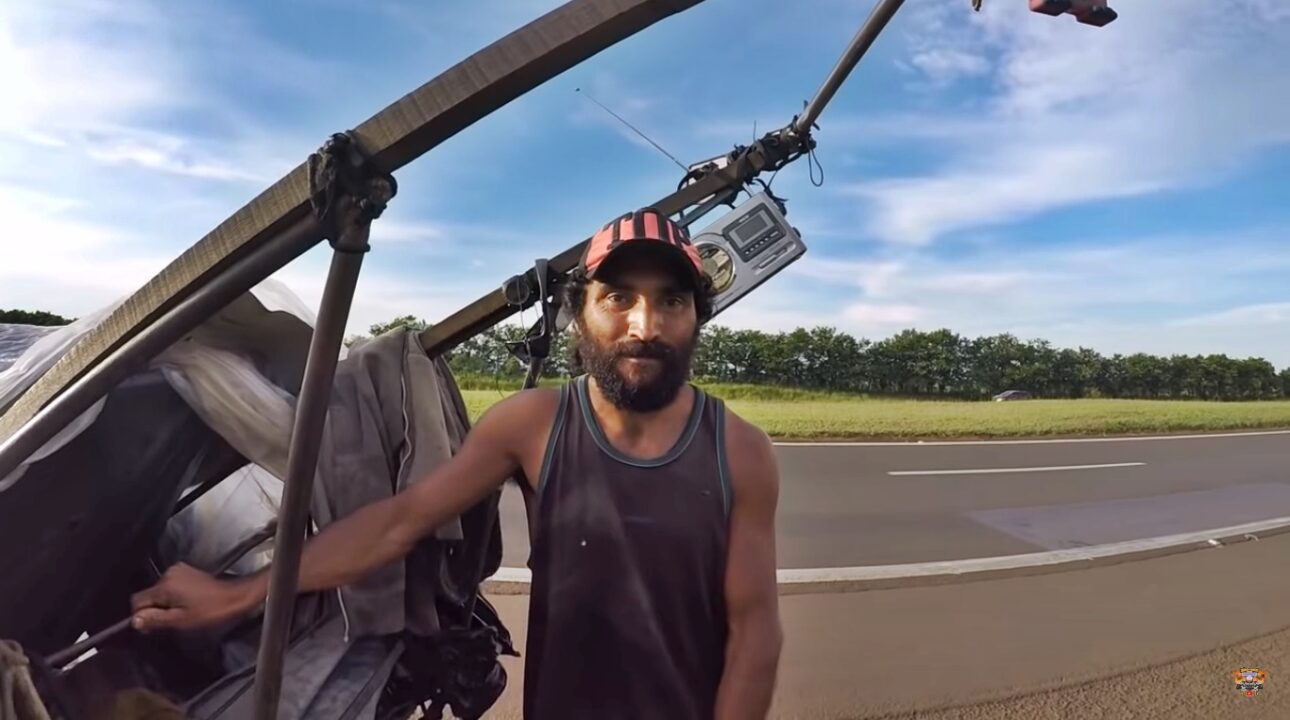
[483, 527, 1290, 719]
[498, 430, 1290, 568]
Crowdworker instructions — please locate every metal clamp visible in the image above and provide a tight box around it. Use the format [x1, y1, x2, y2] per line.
[502, 259, 563, 367]
[307, 131, 398, 253]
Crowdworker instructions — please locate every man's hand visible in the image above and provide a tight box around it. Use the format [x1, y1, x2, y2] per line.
[131, 563, 262, 632]
[127, 387, 553, 635]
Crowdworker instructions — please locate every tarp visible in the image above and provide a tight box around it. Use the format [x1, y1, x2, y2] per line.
[0, 280, 322, 493]
[0, 280, 511, 719]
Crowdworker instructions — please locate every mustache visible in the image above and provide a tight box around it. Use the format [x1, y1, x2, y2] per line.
[614, 340, 674, 359]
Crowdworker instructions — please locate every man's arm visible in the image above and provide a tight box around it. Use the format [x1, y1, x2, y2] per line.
[131, 389, 549, 632]
[713, 414, 783, 720]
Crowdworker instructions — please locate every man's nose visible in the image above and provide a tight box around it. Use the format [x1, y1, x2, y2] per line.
[626, 300, 663, 341]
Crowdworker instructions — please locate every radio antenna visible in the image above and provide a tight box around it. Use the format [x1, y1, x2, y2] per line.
[576, 87, 688, 173]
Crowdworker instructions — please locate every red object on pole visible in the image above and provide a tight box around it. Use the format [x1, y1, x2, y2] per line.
[1028, 0, 1117, 26]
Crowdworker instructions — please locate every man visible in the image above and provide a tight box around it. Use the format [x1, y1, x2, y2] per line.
[131, 207, 783, 719]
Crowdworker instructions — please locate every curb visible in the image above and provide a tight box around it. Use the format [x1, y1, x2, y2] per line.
[481, 516, 1290, 596]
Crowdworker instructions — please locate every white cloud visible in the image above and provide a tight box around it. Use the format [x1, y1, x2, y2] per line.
[0, 2, 179, 138]
[0, 1, 318, 187]
[1170, 303, 1290, 328]
[705, 225, 1290, 366]
[792, 257, 906, 295]
[3, 0, 1286, 379]
[0, 187, 173, 314]
[267, 244, 526, 340]
[0, 177, 529, 342]
[81, 128, 272, 183]
[842, 302, 926, 325]
[372, 221, 448, 245]
[0, 0, 355, 321]
[907, 48, 990, 84]
[845, 0, 1290, 245]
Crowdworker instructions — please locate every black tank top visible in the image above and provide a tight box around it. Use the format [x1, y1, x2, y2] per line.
[522, 374, 731, 720]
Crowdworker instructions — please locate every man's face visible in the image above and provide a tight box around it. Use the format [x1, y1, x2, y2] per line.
[576, 248, 700, 413]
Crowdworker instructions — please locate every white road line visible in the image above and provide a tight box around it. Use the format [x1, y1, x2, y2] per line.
[484, 516, 1290, 588]
[887, 461, 1146, 476]
[774, 429, 1290, 447]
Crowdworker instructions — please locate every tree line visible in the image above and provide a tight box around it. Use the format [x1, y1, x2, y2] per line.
[0, 309, 74, 326]
[353, 316, 1290, 401]
[13, 306, 1282, 400]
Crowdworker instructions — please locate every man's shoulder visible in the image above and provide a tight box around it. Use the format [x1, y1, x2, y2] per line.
[487, 384, 565, 421]
[706, 394, 779, 511]
[703, 391, 774, 463]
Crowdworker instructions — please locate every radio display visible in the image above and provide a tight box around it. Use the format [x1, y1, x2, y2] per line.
[730, 210, 771, 247]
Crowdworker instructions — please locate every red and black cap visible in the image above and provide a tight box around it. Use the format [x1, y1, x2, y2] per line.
[579, 207, 706, 288]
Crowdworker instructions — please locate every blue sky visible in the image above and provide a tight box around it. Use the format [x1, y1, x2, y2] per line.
[2, 0, 1289, 364]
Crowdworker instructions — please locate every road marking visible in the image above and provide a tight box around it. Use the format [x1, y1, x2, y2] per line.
[775, 429, 1290, 447]
[888, 461, 1146, 476]
[484, 516, 1290, 589]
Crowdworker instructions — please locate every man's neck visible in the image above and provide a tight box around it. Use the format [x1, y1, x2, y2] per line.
[585, 377, 696, 454]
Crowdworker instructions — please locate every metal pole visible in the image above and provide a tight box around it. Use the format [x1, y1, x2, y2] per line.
[250, 198, 374, 720]
[417, 139, 796, 357]
[793, 0, 908, 135]
[46, 522, 277, 670]
[0, 216, 324, 484]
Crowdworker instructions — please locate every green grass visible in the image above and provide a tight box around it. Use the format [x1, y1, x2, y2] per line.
[455, 375, 1290, 440]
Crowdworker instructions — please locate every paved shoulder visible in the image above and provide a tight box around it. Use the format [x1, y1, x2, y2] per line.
[483, 529, 1290, 718]
[770, 530, 1290, 718]
[899, 625, 1288, 719]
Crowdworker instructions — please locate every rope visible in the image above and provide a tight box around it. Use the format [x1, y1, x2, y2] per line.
[0, 640, 53, 720]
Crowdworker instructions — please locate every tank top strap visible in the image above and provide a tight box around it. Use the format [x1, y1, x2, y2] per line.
[535, 380, 573, 498]
[522, 374, 733, 719]
[568, 374, 707, 469]
[534, 375, 731, 517]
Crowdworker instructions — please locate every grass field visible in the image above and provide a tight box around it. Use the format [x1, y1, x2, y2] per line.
[455, 375, 1290, 440]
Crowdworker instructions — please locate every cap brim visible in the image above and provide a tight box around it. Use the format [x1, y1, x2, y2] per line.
[588, 239, 705, 288]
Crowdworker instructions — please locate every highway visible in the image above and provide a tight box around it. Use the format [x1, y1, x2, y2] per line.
[486, 428, 1290, 716]
[498, 429, 1290, 569]
[485, 528, 1290, 719]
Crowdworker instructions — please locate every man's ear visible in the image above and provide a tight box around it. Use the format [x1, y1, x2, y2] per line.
[565, 315, 583, 339]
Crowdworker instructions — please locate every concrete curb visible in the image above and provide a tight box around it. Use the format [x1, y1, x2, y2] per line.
[481, 516, 1290, 596]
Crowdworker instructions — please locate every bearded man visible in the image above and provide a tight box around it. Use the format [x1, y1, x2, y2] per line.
[130, 208, 783, 720]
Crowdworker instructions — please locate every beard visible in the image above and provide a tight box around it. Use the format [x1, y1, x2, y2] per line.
[576, 330, 697, 412]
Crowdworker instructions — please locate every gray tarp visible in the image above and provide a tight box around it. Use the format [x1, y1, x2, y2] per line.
[0, 281, 508, 719]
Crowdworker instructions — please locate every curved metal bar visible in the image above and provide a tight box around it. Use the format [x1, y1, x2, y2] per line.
[0, 215, 321, 484]
[0, 0, 707, 444]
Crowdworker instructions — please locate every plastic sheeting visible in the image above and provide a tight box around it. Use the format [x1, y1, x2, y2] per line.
[0, 325, 57, 372]
[0, 368, 246, 653]
[0, 302, 123, 412]
[1, 279, 511, 719]
[0, 303, 123, 493]
[161, 465, 282, 577]
[149, 278, 347, 576]
[183, 616, 399, 720]
[0, 279, 323, 641]
[0, 279, 328, 494]
[156, 345, 296, 483]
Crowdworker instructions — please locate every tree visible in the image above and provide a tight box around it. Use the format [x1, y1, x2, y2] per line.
[0, 309, 74, 326]
[337, 313, 1290, 401]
